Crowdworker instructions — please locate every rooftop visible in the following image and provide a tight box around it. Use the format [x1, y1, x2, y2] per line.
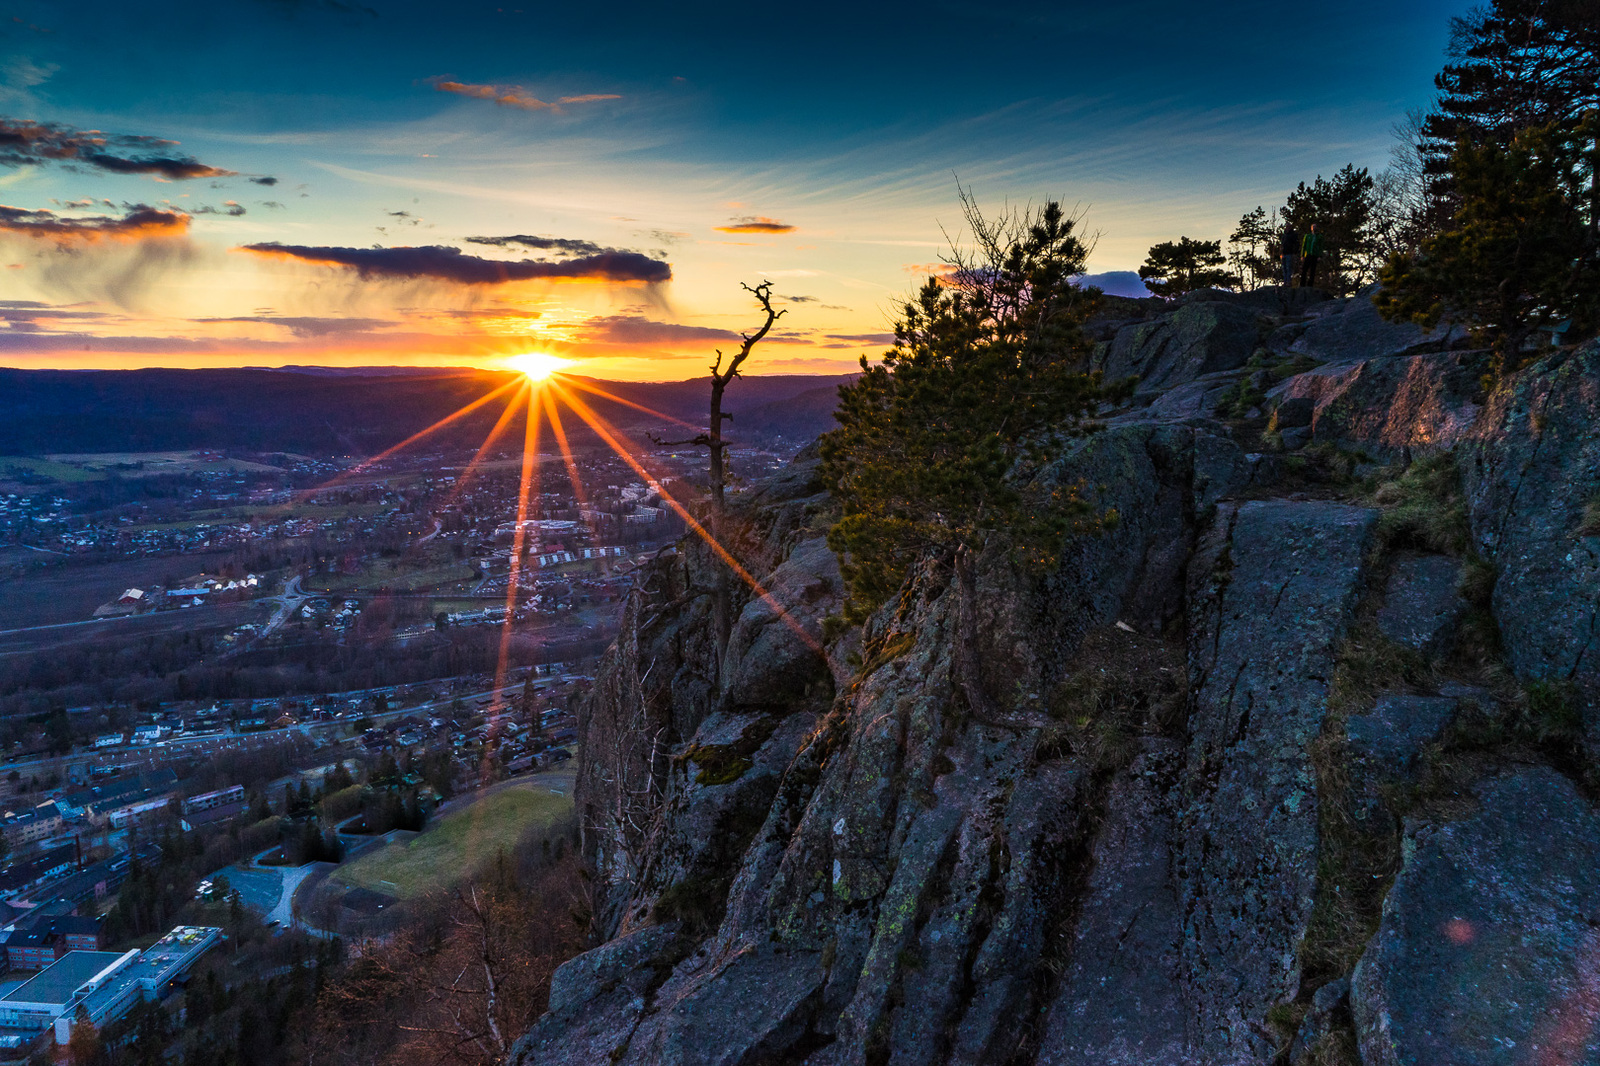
[2, 951, 124, 1007]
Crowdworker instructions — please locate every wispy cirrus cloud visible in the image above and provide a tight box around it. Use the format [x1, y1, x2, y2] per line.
[197, 314, 392, 337]
[0, 203, 190, 243]
[427, 79, 621, 113]
[579, 314, 736, 346]
[715, 216, 796, 234]
[0, 118, 242, 180]
[240, 242, 671, 284]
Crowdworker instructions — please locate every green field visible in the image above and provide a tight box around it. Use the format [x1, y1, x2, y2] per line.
[332, 782, 572, 899]
[0, 456, 105, 483]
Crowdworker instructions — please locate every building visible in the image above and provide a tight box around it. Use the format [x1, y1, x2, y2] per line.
[0, 804, 63, 849]
[1, 912, 103, 970]
[60, 770, 178, 826]
[0, 845, 77, 899]
[0, 927, 221, 1044]
[181, 786, 244, 815]
[107, 797, 173, 830]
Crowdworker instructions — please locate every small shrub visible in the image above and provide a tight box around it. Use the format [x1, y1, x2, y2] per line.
[1367, 453, 1469, 555]
[1215, 376, 1267, 419]
[1526, 679, 1582, 743]
[679, 717, 780, 787]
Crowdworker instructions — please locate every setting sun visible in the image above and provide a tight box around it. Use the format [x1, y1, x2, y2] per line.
[508, 352, 573, 381]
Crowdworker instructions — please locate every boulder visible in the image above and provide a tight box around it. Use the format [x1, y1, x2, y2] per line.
[615, 944, 828, 1066]
[720, 536, 840, 707]
[1345, 694, 1457, 779]
[1375, 554, 1467, 657]
[1180, 499, 1378, 1063]
[1462, 342, 1600, 753]
[1271, 350, 1487, 460]
[547, 924, 684, 1016]
[1284, 287, 1465, 365]
[1352, 768, 1600, 1066]
[1101, 301, 1262, 395]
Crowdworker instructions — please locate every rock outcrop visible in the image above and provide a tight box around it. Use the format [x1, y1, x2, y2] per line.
[513, 296, 1600, 1066]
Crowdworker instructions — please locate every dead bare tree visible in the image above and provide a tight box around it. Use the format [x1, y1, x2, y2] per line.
[651, 280, 786, 512]
[649, 280, 786, 654]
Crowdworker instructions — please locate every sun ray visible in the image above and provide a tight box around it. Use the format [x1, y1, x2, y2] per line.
[488, 389, 543, 728]
[550, 381, 826, 659]
[438, 380, 529, 511]
[558, 375, 702, 432]
[540, 387, 596, 537]
[293, 376, 522, 503]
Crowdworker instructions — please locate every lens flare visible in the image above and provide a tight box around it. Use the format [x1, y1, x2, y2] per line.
[508, 352, 572, 381]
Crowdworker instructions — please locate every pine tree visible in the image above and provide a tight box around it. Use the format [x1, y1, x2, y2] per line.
[821, 197, 1124, 623]
[1423, 1, 1599, 170]
[1227, 207, 1280, 290]
[1138, 237, 1234, 296]
[1281, 165, 1378, 293]
[1376, 117, 1600, 368]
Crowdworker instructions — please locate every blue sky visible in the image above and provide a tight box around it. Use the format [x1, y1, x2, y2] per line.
[0, 0, 1466, 376]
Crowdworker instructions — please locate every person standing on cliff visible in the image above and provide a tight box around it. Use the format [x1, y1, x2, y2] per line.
[1280, 222, 1301, 288]
[1299, 223, 1324, 288]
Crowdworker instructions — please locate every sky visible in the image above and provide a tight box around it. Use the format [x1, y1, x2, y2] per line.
[0, 0, 1467, 380]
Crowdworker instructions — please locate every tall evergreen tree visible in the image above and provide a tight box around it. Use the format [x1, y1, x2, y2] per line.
[1376, 117, 1600, 368]
[1280, 165, 1378, 293]
[1422, 0, 1599, 229]
[1138, 237, 1233, 296]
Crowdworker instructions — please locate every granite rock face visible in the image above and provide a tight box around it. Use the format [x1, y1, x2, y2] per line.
[1101, 301, 1262, 395]
[1284, 286, 1465, 365]
[514, 302, 1600, 1066]
[1271, 350, 1487, 460]
[1179, 499, 1376, 1063]
[1376, 554, 1467, 656]
[1461, 344, 1600, 752]
[1352, 769, 1600, 1066]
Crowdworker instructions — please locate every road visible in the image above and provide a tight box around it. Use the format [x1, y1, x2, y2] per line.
[259, 573, 309, 637]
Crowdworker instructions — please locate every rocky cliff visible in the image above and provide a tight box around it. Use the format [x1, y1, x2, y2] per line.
[512, 286, 1600, 1066]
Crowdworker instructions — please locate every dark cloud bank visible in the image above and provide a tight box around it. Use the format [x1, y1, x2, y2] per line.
[242, 242, 671, 284]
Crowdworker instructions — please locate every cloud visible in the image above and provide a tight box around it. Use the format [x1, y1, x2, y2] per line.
[1072, 270, 1151, 298]
[0, 56, 57, 111]
[0, 118, 239, 179]
[190, 201, 246, 217]
[466, 234, 605, 257]
[580, 314, 736, 346]
[0, 203, 190, 243]
[429, 79, 620, 113]
[250, 176, 279, 186]
[715, 216, 796, 234]
[824, 332, 895, 345]
[240, 242, 672, 284]
[197, 314, 392, 337]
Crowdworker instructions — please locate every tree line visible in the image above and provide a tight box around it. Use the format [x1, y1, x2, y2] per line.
[1134, 0, 1597, 370]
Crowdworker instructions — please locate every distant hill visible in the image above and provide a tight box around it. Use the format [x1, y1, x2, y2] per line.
[0, 368, 855, 457]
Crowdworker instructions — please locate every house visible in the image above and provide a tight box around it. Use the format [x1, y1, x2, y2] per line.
[0, 804, 64, 849]
[1, 911, 102, 971]
[0, 846, 77, 899]
[62, 770, 179, 826]
[181, 786, 243, 816]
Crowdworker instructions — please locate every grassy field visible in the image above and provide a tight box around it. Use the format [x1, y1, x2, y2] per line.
[0, 549, 247, 627]
[332, 780, 572, 899]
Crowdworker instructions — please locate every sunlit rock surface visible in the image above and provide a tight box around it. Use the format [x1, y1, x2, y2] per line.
[511, 304, 1600, 1066]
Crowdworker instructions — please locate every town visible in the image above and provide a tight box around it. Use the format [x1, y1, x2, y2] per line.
[0, 432, 792, 1062]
